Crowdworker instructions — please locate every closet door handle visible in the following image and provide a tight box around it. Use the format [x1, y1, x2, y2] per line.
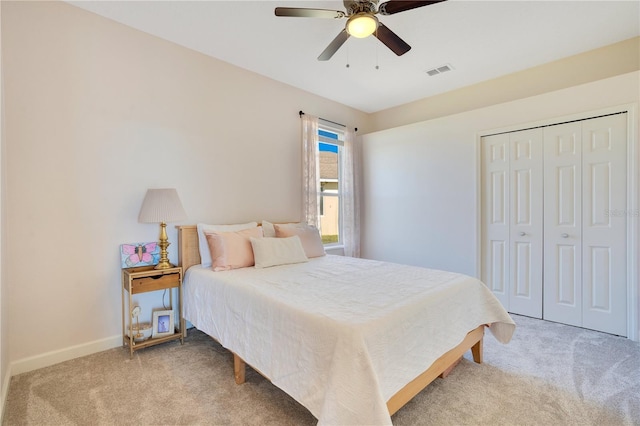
[519, 232, 526, 236]
[561, 233, 569, 238]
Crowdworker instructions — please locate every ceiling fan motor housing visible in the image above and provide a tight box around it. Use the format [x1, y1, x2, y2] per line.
[345, 0, 378, 16]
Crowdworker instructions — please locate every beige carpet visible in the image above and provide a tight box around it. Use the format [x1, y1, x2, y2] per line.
[3, 314, 639, 425]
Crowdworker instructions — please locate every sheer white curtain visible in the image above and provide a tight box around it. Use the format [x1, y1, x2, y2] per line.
[301, 113, 320, 228]
[340, 127, 360, 258]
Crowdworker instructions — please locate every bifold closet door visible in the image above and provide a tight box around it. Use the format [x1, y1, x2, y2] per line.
[544, 114, 627, 336]
[508, 129, 543, 318]
[481, 129, 542, 318]
[481, 134, 510, 309]
[581, 114, 627, 336]
[543, 122, 583, 327]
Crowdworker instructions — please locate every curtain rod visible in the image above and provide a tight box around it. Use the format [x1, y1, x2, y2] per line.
[299, 111, 358, 132]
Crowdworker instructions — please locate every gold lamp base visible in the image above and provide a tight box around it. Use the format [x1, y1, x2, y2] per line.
[155, 222, 175, 269]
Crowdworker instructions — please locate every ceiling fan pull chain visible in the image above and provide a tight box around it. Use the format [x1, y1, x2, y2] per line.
[346, 42, 350, 68]
[375, 27, 380, 70]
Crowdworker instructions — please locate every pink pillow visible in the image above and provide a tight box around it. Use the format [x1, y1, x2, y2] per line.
[205, 227, 263, 271]
[274, 224, 325, 258]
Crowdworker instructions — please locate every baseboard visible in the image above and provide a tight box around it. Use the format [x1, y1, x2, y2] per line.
[10, 334, 122, 376]
[0, 363, 12, 424]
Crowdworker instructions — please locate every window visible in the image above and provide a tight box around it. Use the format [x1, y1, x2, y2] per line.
[318, 126, 343, 246]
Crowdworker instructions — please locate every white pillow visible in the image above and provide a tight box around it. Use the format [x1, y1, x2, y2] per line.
[250, 236, 309, 268]
[261, 220, 277, 238]
[197, 222, 258, 267]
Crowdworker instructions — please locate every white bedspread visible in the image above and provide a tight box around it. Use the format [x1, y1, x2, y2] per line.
[183, 255, 515, 425]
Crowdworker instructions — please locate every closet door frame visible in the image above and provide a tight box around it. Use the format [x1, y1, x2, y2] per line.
[476, 103, 639, 341]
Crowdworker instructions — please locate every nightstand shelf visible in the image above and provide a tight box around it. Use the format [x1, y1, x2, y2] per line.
[121, 265, 184, 358]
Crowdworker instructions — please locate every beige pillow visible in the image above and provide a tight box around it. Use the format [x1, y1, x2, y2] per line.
[262, 220, 301, 238]
[197, 221, 258, 267]
[250, 236, 309, 268]
[205, 227, 263, 271]
[274, 224, 325, 258]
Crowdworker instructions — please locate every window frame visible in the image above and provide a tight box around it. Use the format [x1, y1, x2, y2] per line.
[317, 122, 344, 247]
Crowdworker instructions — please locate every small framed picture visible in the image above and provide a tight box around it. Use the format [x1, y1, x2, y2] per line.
[120, 242, 160, 268]
[152, 309, 174, 338]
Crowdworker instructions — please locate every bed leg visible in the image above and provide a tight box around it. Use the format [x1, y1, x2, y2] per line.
[233, 353, 246, 384]
[471, 337, 483, 364]
[439, 357, 462, 378]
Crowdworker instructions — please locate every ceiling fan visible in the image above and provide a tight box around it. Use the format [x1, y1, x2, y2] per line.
[275, 0, 446, 61]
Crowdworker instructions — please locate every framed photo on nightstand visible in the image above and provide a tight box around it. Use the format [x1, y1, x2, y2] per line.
[120, 242, 160, 268]
[152, 309, 174, 338]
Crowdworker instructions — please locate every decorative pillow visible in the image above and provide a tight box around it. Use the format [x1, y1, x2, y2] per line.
[197, 222, 258, 267]
[261, 220, 301, 238]
[204, 227, 263, 271]
[250, 236, 309, 268]
[274, 224, 326, 258]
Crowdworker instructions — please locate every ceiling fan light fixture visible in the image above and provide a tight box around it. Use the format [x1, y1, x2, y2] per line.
[346, 13, 378, 38]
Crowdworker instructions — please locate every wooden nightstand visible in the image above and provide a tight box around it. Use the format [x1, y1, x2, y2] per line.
[121, 265, 184, 357]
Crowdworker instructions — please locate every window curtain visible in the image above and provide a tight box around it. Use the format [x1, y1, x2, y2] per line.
[301, 113, 320, 228]
[340, 127, 360, 258]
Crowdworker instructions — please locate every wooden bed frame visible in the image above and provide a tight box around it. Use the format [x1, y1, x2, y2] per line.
[176, 224, 485, 417]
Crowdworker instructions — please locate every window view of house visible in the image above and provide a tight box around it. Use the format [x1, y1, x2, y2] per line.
[318, 128, 341, 245]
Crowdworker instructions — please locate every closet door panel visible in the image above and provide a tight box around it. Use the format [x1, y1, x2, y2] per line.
[581, 114, 627, 336]
[544, 122, 582, 327]
[557, 245, 578, 305]
[481, 134, 510, 309]
[509, 129, 543, 318]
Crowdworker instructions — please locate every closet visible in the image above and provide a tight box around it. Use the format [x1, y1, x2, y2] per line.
[481, 113, 628, 336]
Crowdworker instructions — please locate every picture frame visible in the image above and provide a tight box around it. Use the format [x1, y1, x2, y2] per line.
[120, 242, 160, 268]
[152, 309, 174, 338]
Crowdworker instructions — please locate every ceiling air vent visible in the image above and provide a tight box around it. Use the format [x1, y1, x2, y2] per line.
[425, 63, 453, 76]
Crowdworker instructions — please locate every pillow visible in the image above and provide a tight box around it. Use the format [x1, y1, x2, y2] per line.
[261, 220, 301, 238]
[197, 222, 258, 267]
[250, 236, 309, 268]
[261, 220, 276, 238]
[274, 224, 326, 258]
[205, 227, 263, 271]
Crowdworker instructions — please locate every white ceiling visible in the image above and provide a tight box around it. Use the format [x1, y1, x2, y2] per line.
[68, 0, 640, 113]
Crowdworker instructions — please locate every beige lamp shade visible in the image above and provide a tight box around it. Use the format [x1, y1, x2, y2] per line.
[138, 188, 187, 224]
[138, 188, 187, 269]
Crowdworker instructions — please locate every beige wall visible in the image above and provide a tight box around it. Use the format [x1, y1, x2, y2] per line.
[0, 0, 8, 408]
[1, 0, 370, 371]
[369, 37, 640, 133]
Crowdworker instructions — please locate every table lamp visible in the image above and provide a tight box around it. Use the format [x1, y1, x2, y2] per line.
[138, 188, 188, 269]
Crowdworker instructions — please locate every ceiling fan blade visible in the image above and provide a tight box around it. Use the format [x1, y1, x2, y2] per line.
[374, 23, 411, 56]
[318, 29, 350, 61]
[275, 7, 345, 19]
[378, 0, 446, 16]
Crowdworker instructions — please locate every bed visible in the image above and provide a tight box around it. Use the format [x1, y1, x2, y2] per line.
[177, 224, 515, 425]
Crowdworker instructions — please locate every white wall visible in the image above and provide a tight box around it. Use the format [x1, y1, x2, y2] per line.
[361, 119, 478, 274]
[360, 71, 639, 337]
[1, 1, 370, 373]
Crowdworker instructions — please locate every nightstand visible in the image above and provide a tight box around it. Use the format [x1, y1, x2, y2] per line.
[121, 265, 184, 357]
